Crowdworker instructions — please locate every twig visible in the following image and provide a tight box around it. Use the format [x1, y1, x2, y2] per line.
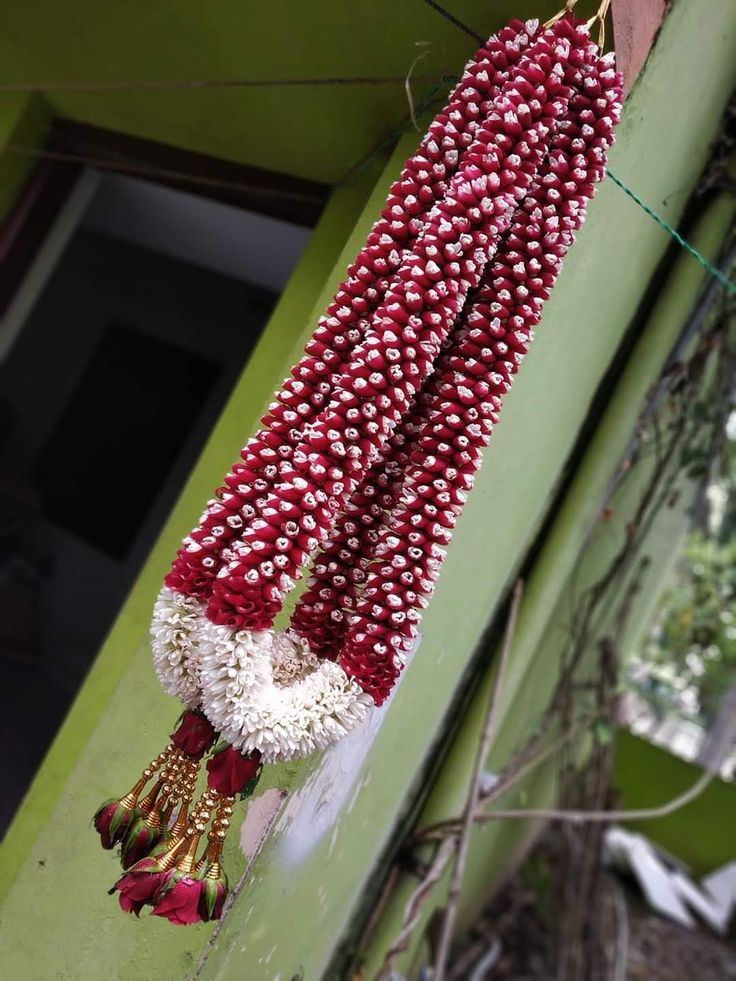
[433, 580, 525, 981]
[416, 711, 599, 842]
[405, 47, 432, 131]
[377, 837, 456, 980]
[611, 879, 630, 981]
[468, 938, 502, 981]
[471, 767, 713, 825]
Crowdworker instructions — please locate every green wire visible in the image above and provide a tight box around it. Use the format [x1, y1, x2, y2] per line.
[608, 169, 736, 296]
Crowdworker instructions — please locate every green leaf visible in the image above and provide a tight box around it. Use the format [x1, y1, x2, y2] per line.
[204, 878, 220, 919]
[108, 804, 128, 839]
[593, 719, 614, 746]
[240, 765, 264, 800]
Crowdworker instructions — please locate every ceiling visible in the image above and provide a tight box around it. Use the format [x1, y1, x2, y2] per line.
[0, 0, 566, 185]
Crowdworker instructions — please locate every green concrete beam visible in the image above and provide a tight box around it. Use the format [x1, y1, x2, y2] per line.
[0, 2, 565, 185]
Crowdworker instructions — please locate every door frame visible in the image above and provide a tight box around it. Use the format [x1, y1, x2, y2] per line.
[0, 117, 330, 321]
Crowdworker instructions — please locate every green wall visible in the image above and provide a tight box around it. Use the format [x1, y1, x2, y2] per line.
[1, 1, 736, 979]
[614, 731, 736, 875]
[0, 0, 566, 185]
[0, 92, 50, 217]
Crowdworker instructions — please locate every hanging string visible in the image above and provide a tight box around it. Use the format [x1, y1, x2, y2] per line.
[608, 170, 736, 296]
[339, 79, 448, 183]
[4, 132, 733, 300]
[0, 74, 456, 94]
[419, 0, 483, 44]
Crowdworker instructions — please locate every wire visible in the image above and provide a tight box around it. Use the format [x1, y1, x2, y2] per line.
[420, 0, 483, 44]
[608, 170, 736, 296]
[0, 74, 456, 94]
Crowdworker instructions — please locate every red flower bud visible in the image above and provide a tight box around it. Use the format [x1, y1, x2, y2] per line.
[171, 711, 216, 759]
[151, 876, 206, 926]
[93, 799, 137, 850]
[111, 857, 174, 916]
[121, 816, 163, 869]
[206, 747, 262, 797]
[199, 876, 228, 922]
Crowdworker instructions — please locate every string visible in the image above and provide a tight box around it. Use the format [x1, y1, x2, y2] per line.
[339, 80, 448, 183]
[608, 169, 736, 296]
[420, 0, 484, 43]
[5, 146, 734, 302]
[0, 74, 458, 94]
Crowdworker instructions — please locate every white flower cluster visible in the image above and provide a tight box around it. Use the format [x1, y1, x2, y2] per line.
[151, 586, 205, 708]
[197, 624, 373, 763]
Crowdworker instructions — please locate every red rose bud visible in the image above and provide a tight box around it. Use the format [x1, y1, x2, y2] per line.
[199, 873, 228, 922]
[121, 815, 163, 870]
[93, 799, 137, 850]
[206, 747, 262, 797]
[111, 857, 174, 916]
[171, 711, 216, 759]
[151, 876, 207, 926]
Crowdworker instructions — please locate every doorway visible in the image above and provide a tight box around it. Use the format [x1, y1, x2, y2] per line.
[0, 164, 316, 832]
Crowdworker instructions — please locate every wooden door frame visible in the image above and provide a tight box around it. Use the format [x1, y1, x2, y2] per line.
[0, 117, 330, 318]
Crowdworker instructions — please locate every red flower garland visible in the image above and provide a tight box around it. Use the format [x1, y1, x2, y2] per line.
[92, 13, 623, 925]
[164, 19, 537, 609]
[208, 21, 589, 631]
[337, 48, 621, 701]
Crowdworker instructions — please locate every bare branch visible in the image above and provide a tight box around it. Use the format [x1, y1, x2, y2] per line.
[432, 580, 524, 981]
[472, 768, 713, 825]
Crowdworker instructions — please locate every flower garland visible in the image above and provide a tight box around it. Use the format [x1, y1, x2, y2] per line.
[92, 11, 622, 925]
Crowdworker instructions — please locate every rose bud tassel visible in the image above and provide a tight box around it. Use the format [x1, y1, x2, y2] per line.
[92, 710, 216, 866]
[111, 746, 261, 922]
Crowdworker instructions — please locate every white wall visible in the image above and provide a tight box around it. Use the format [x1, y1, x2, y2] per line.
[83, 173, 312, 292]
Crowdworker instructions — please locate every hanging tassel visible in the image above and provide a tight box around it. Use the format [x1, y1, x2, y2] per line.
[112, 746, 260, 922]
[93, 710, 215, 863]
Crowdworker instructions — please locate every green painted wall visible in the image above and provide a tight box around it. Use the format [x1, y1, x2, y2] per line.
[614, 731, 736, 875]
[0, 92, 51, 217]
[0, 1, 569, 185]
[1, 1, 736, 979]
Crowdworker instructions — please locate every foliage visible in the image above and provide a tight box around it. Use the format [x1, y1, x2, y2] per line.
[628, 376, 736, 730]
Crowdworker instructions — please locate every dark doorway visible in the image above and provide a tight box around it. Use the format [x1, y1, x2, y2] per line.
[0, 168, 314, 832]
